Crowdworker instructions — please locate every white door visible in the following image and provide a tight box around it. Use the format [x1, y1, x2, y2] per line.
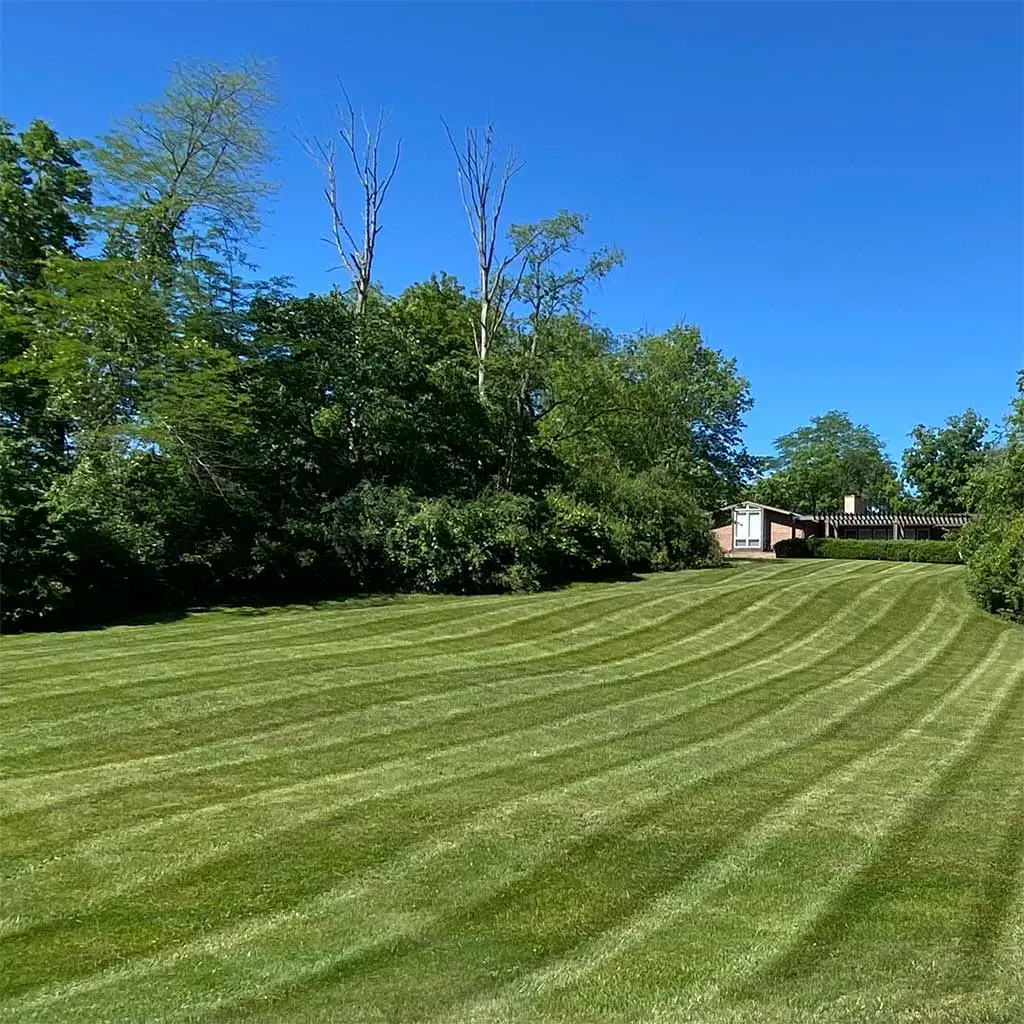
[733, 508, 762, 550]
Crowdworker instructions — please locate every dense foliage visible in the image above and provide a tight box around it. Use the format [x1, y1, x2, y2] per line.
[901, 410, 990, 513]
[960, 374, 1024, 621]
[774, 536, 961, 564]
[1, 65, 1019, 630]
[0, 78, 741, 631]
[753, 411, 903, 514]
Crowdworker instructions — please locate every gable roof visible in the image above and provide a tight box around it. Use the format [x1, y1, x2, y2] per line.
[718, 501, 819, 520]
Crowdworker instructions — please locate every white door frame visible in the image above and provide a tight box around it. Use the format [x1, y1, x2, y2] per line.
[733, 506, 764, 550]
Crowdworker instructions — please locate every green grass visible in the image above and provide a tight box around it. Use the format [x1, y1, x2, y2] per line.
[2, 560, 1023, 1024]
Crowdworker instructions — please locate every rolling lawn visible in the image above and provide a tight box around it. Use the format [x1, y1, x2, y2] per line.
[1, 559, 1023, 1023]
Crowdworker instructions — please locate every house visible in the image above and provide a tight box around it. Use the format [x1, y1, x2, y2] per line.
[712, 502, 822, 556]
[713, 494, 972, 556]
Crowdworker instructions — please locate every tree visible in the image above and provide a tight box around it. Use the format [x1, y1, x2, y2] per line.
[303, 90, 400, 315]
[444, 122, 537, 394]
[539, 324, 754, 512]
[755, 411, 902, 514]
[1, 119, 92, 451]
[961, 374, 1024, 621]
[509, 211, 623, 350]
[0, 120, 94, 629]
[92, 59, 275, 283]
[901, 410, 990, 512]
[0, 118, 92, 291]
[486, 212, 624, 490]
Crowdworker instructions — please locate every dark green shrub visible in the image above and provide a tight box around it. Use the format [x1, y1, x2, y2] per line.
[961, 514, 1024, 621]
[805, 537, 961, 564]
[959, 379, 1024, 622]
[773, 537, 813, 559]
[541, 488, 618, 580]
[596, 470, 723, 572]
[325, 485, 547, 595]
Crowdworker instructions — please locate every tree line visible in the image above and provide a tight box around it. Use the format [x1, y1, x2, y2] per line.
[1, 61, 1021, 630]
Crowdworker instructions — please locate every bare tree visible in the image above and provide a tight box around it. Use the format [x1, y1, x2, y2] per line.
[304, 89, 401, 314]
[443, 121, 539, 395]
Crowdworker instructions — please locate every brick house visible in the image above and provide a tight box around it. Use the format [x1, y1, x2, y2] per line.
[713, 495, 971, 556]
[713, 502, 822, 556]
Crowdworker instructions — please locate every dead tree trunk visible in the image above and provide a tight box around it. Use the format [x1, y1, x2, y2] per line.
[304, 90, 400, 314]
[444, 122, 537, 396]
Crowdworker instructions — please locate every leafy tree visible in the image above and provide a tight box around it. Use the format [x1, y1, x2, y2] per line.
[92, 59, 274, 284]
[901, 410, 990, 512]
[3, 88, 761, 629]
[509, 211, 623, 348]
[0, 118, 92, 292]
[540, 323, 754, 513]
[961, 374, 1024, 621]
[0, 119, 93, 628]
[755, 411, 903, 514]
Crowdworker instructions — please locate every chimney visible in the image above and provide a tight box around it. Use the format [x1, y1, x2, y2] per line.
[844, 494, 866, 514]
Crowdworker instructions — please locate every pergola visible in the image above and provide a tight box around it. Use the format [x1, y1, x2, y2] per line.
[821, 512, 972, 540]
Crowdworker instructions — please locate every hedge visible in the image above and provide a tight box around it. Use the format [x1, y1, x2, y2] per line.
[774, 536, 962, 564]
[772, 537, 813, 559]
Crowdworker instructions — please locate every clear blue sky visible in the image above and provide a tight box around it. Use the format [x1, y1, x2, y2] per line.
[3, 1, 1021, 459]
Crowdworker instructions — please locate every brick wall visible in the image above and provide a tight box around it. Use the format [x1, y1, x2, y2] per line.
[713, 522, 734, 554]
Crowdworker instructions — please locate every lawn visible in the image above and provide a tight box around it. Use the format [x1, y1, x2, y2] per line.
[1, 559, 1022, 1024]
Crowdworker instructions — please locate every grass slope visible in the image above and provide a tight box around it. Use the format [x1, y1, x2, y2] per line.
[1, 560, 1022, 1024]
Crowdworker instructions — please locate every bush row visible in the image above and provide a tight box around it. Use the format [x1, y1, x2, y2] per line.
[774, 536, 962, 564]
[2, 479, 726, 630]
[326, 483, 724, 596]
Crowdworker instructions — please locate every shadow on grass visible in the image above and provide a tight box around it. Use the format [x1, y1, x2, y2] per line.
[4, 569, 671, 637]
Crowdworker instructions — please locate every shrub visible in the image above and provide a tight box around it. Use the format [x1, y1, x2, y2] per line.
[595, 470, 723, 573]
[325, 485, 547, 595]
[804, 537, 961, 564]
[541, 488, 617, 581]
[961, 513, 1024, 621]
[773, 537, 813, 559]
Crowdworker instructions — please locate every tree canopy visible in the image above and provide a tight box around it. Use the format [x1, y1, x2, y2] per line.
[0, 117, 92, 291]
[0, 70, 760, 630]
[754, 411, 902, 514]
[1, 65, 1019, 631]
[901, 410, 990, 513]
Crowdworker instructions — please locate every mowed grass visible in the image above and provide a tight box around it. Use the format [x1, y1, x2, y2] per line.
[1, 561, 1023, 1024]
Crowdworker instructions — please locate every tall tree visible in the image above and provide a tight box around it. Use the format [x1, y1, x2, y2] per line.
[92, 59, 275, 287]
[0, 120, 94, 626]
[509, 211, 623, 350]
[444, 122, 538, 394]
[0, 118, 92, 292]
[540, 324, 754, 511]
[755, 411, 903, 514]
[0, 118, 92, 443]
[303, 90, 401, 315]
[901, 410, 990, 512]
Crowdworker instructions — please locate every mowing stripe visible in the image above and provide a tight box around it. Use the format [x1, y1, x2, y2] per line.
[429, 631, 1024, 1023]
[0, 575, 1002, 1021]
[0, 564, 819, 687]
[1, 572, 953, 936]
[0, 564, 845, 736]
[0, 561, 873, 785]
[0, 564, 910, 818]
[2, 563, 1018, 1024]
[0, 572, 959, 956]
